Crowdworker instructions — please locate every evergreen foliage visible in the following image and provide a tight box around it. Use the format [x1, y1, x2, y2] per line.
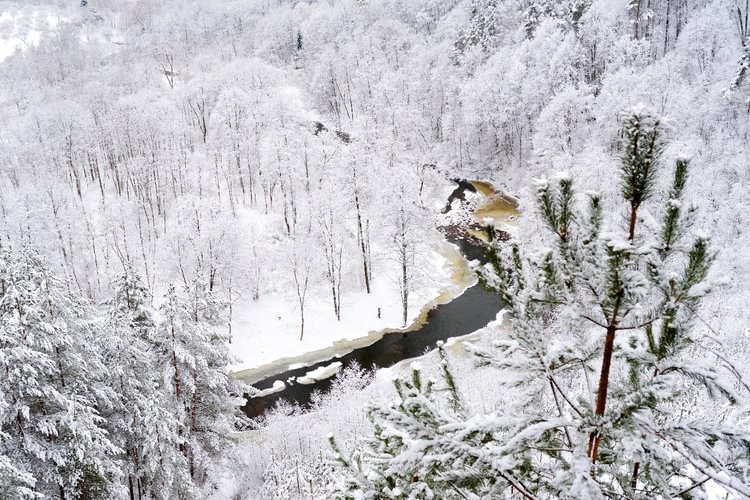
[0, 253, 246, 499]
[100, 267, 181, 500]
[328, 343, 477, 499]
[329, 110, 750, 498]
[0, 247, 121, 499]
[731, 37, 750, 91]
[454, 0, 499, 54]
[523, 0, 591, 37]
[151, 285, 244, 492]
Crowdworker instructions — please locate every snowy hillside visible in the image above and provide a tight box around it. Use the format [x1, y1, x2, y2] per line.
[0, 1, 61, 61]
[1, 0, 749, 498]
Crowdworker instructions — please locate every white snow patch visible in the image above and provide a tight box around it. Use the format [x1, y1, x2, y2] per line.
[296, 361, 342, 385]
[278, 85, 320, 122]
[554, 170, 572, 181]
[251, 380, 286, 398]
[229, 231, 465, 379]
[604, 233, 632, 252]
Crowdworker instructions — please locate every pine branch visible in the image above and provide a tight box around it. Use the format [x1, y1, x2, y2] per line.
[549, 376, 583, 417]
[673, 475, 711, 497]
[581, 314, 609, 329]
[633, 415, 750, 498]
[686, 307, 750, 395]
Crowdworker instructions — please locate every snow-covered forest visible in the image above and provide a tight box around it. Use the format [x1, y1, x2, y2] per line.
[1, 0, 749, 498]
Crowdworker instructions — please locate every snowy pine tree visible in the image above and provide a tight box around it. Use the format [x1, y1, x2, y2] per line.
[523, 0, 591, 37]
[100, 266, 183, 500]
[470, 109, 750, 497]
[0, 247, 121, 499]
[732, 38, 750, 91]
[455, 0, 499, 54]
[107, 266, 153, 335]
[150, 284, 246, 495]
[329, 109, 750, 498]
[327, 343, 474, 499]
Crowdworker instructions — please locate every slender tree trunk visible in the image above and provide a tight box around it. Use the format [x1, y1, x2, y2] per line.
[299, 306, 305, 341]
[191, 371, 198, 432]
[594, 327, 617, 418]
[401, 240, 408, 326]
[293, 261, 308, 340]
[590, 199, 633, 461]
[128, 474, 135, 500]
[171, 324, 181, 400]
[354, 189, 371, 293]
[228, 278, 233, 343]
[633, 0, 641, 38]
[588, 326, 616, 461]
[664, 0, 671, 55]
[588, 288, 623, 462]
[628, 203, 639, 241]
[631, 461, 640, 489]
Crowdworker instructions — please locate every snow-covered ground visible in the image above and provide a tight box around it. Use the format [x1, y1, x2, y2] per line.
[229, 231, 472, 381]
[225, 82, 484, 381]
[2, 0, 748, 497]
[228, 180, 516, 382]
[217, 309, 512, 497]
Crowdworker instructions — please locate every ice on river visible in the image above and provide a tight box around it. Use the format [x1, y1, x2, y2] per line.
[296, 361, 343, 385]
[250, 380, 286, 398]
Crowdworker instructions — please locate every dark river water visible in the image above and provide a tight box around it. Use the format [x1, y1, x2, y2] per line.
[241, 182, 505, 419]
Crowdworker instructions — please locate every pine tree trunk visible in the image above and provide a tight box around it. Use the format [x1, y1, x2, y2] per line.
[631, 461, 640, 489]
[595, 326, 617, 414]
[171, 325, 181, 400]
[588, 325, 616, 462]
[628, 203, 639, 241]
[589, 285, 623, 462]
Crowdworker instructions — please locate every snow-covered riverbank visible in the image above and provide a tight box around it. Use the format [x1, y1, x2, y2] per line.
[230, 179, 519, 387]
[229, 229, 475, 383]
